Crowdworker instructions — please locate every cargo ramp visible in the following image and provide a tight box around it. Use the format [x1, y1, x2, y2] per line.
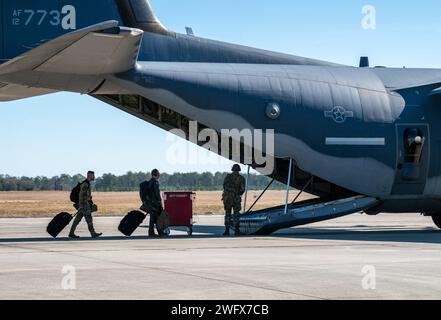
[239, 196, 380, 235]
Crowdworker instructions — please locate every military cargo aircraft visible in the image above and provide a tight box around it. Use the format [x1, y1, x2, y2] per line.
[2, 0, 441, 234]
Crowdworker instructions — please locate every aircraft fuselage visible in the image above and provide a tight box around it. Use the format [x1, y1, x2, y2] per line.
[113, 61, 441, 213]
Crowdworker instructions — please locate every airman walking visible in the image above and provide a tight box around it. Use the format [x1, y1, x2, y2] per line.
[140, 169, 164, 237]
[69, 171, 102, 239]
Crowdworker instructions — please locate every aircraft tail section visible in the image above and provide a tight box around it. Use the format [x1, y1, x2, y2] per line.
[1, 0, 124, 60]
[0, 0, 173, 60]
[0, 21, 142, 101]
[0, 21, 143, 75]
[2, 0, 342, 74]
[0, 0, 151, 101]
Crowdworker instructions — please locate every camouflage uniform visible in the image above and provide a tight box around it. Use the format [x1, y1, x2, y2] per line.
[69, 180, 98, 236]
[223, 172, 246, 234]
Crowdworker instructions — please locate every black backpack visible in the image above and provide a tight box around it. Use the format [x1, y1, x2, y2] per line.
[70, 182, 82, 204]
[140, 180, 161, 214]
[139, 181, 149, 202]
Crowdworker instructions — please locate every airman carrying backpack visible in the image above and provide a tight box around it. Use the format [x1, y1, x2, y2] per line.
[70, 183, 81, 204]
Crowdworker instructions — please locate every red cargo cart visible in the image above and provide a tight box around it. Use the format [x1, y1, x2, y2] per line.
[164, 192, 196, 236]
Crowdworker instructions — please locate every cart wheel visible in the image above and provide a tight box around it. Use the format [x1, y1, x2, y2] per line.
[187, 227, 193, 236]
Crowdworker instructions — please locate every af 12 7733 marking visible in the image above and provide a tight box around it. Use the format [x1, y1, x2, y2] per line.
[11, 5, 76, 30]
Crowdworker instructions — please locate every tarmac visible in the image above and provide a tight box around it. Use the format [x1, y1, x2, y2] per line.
[0, 213, 441, 300]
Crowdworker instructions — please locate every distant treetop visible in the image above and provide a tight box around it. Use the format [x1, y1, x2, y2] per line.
[0, 172, 284, 192]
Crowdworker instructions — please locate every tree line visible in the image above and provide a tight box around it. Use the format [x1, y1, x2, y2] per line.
[0, 172, 285, 192]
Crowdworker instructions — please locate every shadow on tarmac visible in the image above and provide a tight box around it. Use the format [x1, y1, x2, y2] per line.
[0, 225, 439, 244]
[274, 227, 441, 244]
[0, 225, 226, 243]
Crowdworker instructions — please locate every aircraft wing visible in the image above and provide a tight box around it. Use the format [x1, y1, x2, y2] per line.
[0, 20, 143, 101]
[0, 21, 143, 76]
[0, 83, 56, 102]
[371, 68, 441, 93]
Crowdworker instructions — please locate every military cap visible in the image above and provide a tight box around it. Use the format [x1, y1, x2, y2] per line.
[232, 164, 241, 172]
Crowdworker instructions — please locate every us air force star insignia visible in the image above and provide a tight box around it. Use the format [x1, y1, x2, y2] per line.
[324, 106, 354, 124]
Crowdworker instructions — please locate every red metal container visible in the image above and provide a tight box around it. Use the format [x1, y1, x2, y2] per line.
[164, 192, 196, 235]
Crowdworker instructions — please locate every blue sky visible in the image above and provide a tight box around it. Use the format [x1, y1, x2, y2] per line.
[2, 0, 441, 177]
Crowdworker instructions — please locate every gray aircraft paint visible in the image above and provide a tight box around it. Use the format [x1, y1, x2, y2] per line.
[114, 63, 405, 198]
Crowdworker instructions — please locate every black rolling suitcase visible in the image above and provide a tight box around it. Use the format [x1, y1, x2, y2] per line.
[47, 212, 75, 238]
[118, 211, 147, 236]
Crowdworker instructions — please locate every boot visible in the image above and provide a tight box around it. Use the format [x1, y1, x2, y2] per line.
[158, 231, 167, 238]
[69, 233, 80, 239]
[223, 227, 230, 236]
[149, 227, 158, 237]
[235, 229, 241, 237]
[85, 215, 100, 238]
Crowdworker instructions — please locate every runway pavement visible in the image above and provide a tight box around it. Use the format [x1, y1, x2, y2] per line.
[0, 213, 440, 300]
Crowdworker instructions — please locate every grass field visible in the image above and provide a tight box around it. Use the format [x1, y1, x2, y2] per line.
[0, 191, 315, 217]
